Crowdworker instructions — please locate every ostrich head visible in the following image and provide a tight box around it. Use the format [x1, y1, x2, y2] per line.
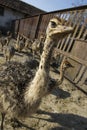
[46, 17, 73, 40]
[61, 59, 74, 72]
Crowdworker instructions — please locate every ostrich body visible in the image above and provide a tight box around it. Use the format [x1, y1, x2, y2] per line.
[0, 36, 7, 51]
[32, 35, 45, 57]
[3, 45, 15, 62]
[18, 34, 33, 52]
[0, 17, 73, 129]
[25, 38, 33, 51]
[37, 35, 45, 54]
[5, 31, 12, 45]
[17, 40, 25, 52]
[0, 31, 12, 51]
[32, 39, 39, 57]
[15, 34, 25, 52]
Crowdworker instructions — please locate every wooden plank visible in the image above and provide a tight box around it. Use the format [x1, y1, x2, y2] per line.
[74, 66, 86, 83]
[66, 10, 85, 52]
[59, 12, 73, 50]
[70, 38, 87, 42]
[37, 13, 53, 38]
[57, 40, 62, 48]
[63, 11, 81, 50]
[64, 58, 81, 81]
[64, 74, 87, 94]
[82, 29, 87, 40]
[77, 18, 87, 39]
[71, 40, 87, 60]
[15, 20, 20, 33]
[29, 16, 40, 39]
[77, 68, 87, 93]
[61, 11, 78, 51]
[55, 48, 87, 66]
[56, 13, 63, 49]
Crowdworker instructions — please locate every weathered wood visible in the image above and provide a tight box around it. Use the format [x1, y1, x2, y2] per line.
[77, 67, 87, 93]
[77, 18, 87, 39]
[74, 66, 86, 83]
[82, 29, 87, 40]
[55, 48, 87, 66]
[60, 11, 77, 51]
[66, 10, 84, 52]
[59, 12, 73, 50]
[70, 38, 87, 43]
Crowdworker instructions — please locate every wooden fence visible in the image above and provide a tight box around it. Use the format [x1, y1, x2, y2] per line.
[12, 5, 87, 93]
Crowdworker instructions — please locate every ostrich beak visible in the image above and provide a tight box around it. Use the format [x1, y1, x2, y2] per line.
[65, 60, 74, 68]
[68, 64, 74, 68]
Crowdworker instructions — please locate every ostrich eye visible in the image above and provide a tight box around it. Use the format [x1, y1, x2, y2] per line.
[51, 21, 57, 28]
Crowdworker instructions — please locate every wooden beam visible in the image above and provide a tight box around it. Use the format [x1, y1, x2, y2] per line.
[55, 49, 87, 66]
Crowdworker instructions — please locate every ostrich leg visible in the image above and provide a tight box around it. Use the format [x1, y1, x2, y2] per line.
[1, 113, 5, 130]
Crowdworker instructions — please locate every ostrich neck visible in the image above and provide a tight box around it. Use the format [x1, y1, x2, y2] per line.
[57, 67, 65, 85]
[17, 34, 19, 43]
[39, 37, 54, 71]
[24, 36, 55, 103]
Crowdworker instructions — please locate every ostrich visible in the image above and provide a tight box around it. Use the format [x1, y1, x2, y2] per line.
[15, 33, 20, 50]
[17, 33, 33, 52]
[48, 58, 74, 93]
[5, 31, 12, 46]
[0, 17, 73, 130]
[0, 31, 12, 51]
[57, 58, 73, 84]
[0, 33, 7, 51]
[31, 35, 45, 58]
[37, 34, 45, 54]
[3, 45, 15, 62]
[31, 38, 39, 58]
[15, 34, 25, 52]
[25, 38, 33, 50]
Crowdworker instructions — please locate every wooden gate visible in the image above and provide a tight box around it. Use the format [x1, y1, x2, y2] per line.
[13, 5, 87, 93]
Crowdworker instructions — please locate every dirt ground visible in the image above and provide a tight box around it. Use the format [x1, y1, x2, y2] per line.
[0, 43, 87, 130]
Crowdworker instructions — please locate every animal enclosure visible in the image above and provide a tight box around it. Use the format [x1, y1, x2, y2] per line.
[12, 5, 87, 93]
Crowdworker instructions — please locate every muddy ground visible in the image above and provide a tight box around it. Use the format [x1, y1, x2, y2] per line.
[0, 43, 87, 130]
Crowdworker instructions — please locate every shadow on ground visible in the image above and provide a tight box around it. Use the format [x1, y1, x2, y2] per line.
[33, 110, 87, 130]
[52, 88, 71, 99]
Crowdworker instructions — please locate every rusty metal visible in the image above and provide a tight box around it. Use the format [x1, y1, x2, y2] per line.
[13, 5, 87, 93]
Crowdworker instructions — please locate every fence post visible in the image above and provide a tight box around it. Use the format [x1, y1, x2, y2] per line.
[17, 19, 20, 33]
[34, 14, 42, 38]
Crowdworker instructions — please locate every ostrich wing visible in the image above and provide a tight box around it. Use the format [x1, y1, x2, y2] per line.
[0, 60, 39, 94]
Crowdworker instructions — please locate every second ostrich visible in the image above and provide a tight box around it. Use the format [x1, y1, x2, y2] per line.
[48, 58, 74, 93]
[0, 17, 73, 130]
